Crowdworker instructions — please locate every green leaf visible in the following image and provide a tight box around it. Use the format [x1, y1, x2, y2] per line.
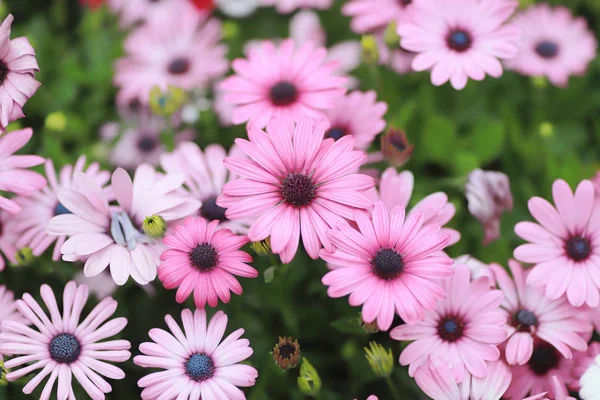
[462, 119, 505, 164]
[330, 317, 368, 335]
[420, 115, 457, 165]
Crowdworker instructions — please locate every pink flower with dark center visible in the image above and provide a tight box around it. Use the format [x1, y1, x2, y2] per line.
[514, 179, 600, 307]
[321, 201, 453, 330]
[342, 0, 412, 34]
[218, 117, 374, 263]
[391, 264, 506, 381]
[220, 39, 347, 129]
[397, 0, 520, 90]
[491, 260, 591, 365]
[0, 15, 41, 131]
[568, 342, 600, 392]
[10, 157, 110, 261]
[522, 376, 575, 400]
[0, 285, 28, 359]
[108, 0, 208, 28]
[0, 281, 131, 400]
[260, 0, 333, 13]
[505, 4, 597, 87]
[134, 309, 258, 399]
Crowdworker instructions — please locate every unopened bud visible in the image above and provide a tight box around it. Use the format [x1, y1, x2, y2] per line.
[14, 247, 34, 267]
[298, 358, 321, 397]
[251, 238, 271, 256]
[149, 85, 187, 116]
[143, 215, 167, 239]
[364, 341, 394, 378]
[361, 35, 379, 65]
[381, 127, 414, 167]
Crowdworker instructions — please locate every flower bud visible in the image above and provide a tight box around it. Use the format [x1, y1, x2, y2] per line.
[14, 247, 34, 267]
[364, 341, 394, 378]
[0, 360, 7, 386]
[251, 238, 271, 256]
[45, 111, 68, 132]
[297, 358, 321, 397]
[381, 127, 414, 167]
[361, 35, 379, 65]
[272, 337, 301, 371]
[383, 21, 399, 48]
[359, 313, 380, 333]
[149, 85, 187, 116]
[143, 215, 167, 239]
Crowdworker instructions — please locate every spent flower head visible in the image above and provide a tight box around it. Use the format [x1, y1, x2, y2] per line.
[272, 337, 301, 370]
[381, 127, 414, 167]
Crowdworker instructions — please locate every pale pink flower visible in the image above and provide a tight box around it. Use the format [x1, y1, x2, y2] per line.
[505, 4, 597, 87]
[465, 169, 513, 245]
[342, 0, 412, 34]
[580, 349, 600, 399]
[321, 201, 453, 330]
[10, 157, 110, 261]
[218, 117, 374, 263]
[0, 211, 17, 270]
[397, 0, 520, 90]
[260, 0, 333, 13]
[453, 255, 495, 283]
[73, 271, 118, 300]
[0, 285, 28, 359]
[523, 375, 577, 400]
[161, 142, 252, 234]
[514, 179, 600, 307]
[220, 39, 347, 129]
[391, 264, 506, 381]
[0, 15, 41, 131]
[0, 281, 131, 400]
[414, 355, 512, 400]
[377, 36, 416, 75]
[491, 260, 591, 366]
[134, 309, 258, 399]
[354, 396, 378, 400]
[569, 342, 600, 391]
[0, 128, 46, 214]
[47, 164, 200, 285]
[108, 0, 205, 28]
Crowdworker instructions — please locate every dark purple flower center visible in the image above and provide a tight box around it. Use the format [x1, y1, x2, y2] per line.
[447, 29, 472, 52]
[325, 127, 347, 141]
[49, 333, 81, 364]
[528, 341, 560, 376]
[565, 236, 591, 262]
[512, 309, 538, 332]
[168, 57, 191, 75]
[278, 344, 296, 359]
[54, 202, 71, 216]
[269, 81, 298, 106]
[281, 173, 316, 207]
[371, 248, 404, 280]
[185, 353, 215, 382]
[0, 61, 8, 86]
[535, 41, 559, 59]
[137, 135, 158, 152]
[398, 0, 412, 5]
[189, 243, 218, 271]
[437, 316, 465, 342]
[200, 196, 228, 222]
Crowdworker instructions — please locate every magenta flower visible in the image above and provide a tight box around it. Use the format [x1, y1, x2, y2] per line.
[391, 264, 506, 381]
[491, 260, 591, 365]
[414, 355, 512, 400]
[220, 39, 347, 129]
[397, 0, 520, 90]
[47, 164, 200, 285]
[0, 285, 28, 358]
[0, 128, 46, 214]
[218, 117, 374, 263]
[524, 376, 576, 400]
[0, 281, 131, 400]
[514, 179, 600, 307]
[161, 142, 253, 234]
[323, 91, 388, 150]
[134, 309, 258, 399]
[321, 201, 453, 330]
[0, 15, 41, 130]
[505, 4, 597, 87]
[465, 169, 513, 245]
[11, 157, 110, 261]
[342, 0, 412, 34]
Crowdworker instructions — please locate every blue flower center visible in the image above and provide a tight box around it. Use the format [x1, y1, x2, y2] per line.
[447, 29, 472, 52]
[437, 316, 464, 342]
[54, 202, 71, 216]
[49, 333, 81, 364]
[185, 353, 215, 382]
[200, 196, 228, 222]
[372, 248, 404, 280]
[514, 309, 538, 331]
[325, 127, 346, 141]
[535, 41, 558, 59]
[565, 236, 591, 262]
[137, 136, 158, 152]
[168, 57, 191, 75]
[270, 81, 298, 106]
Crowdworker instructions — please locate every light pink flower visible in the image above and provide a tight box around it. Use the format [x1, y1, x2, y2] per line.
[108, 0, 205, 28]
[218, 117, 374, 263]
[220, 39, 347, 129]
[491, 260, 591, 365]
[391, 264, 506, 381]
[114, 7, 227, 106]
[505, 4, 597, 87]
[0, 128, 46, 214]
[453, 255, 495, 283]
[321, 201, 453, 330]
[523, 375, 577, 400]
[569, 342, 600, 391]
[260, 0, 333, 13]
[414, 355, 512, 400]
[377, 36, 416, 75]
[580, 348, 600, 400]
[161, 142, 252, 234]
[0, 15, 41, 131]
[0, 281, 131, 400]
[465, 169, 513, 245]
[0, 285, 28, 359]
[397, 0, 520, 90]
[0, 211, 17, 270]
[134, 309, 258, 399]
[514, 179, 600, 307]
[74, 271, 118, 300]
[342, 0, 412, 34]
[354, 396, 378, 400]
[47, 164, 200, 285]
[10, 157, 110, 261]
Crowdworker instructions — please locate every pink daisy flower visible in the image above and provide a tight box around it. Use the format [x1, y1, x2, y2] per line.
[0, 281, 131, 400]
[47, 164, 200, 285]
[342, 0, 412, 34]
[109, 0, 207, 28]
[74, 271, 118, 300]
[260, 0, 333, 13]
[397, 0, 520, 90]
[0, 285, 28, 358]
[322, 91, 388, 150]
[453, 255, 495, 283]
[321, 201, 453, 330]
[114, 7, 228, 106]
[0, 211, 17, 271]
[134, 309, 258, 399]
[514, 179, 600, 307]
[0, 15, 41, 131]
[414, 355, 512, 400]
[505, 4, 597, 87]
[491, 260, 591, 366]
[10, 157, 110, 261]
[391, 264, 506, 381]
[161, 142, 252, 234]
[377, 37, 416, 75]
[159, 216, 257, 308]
[0, 127, 46, 214]
[220, 39, 347, 129]
[523, 376, 576, 400]
[218, 117, 374, 263]
[570, 342, 600, 391]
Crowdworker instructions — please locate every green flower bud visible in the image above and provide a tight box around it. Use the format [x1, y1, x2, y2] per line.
[539, 122, 554, 138]
[531, 76, 548, 89]
[383, 21, 399, 48]
[143, 215, 167, 239]
[364, 341, 394, 378]
[361, 35, 379, 65]
[251, 238, 271, 256]
[14, 247, 34, 267]
[149, 85, 187, 116]
[222, 21, 240, 40]
[359, 313, 380, 333]
[0, 360, 7, 386]
[45, 111, 68, 132]
[297, 358, 321, 397]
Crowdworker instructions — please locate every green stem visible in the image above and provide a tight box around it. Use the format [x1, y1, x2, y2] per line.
[160, 118, 176, 152]
[385, 375, 401, 400]
[368, 64, 383, 96]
